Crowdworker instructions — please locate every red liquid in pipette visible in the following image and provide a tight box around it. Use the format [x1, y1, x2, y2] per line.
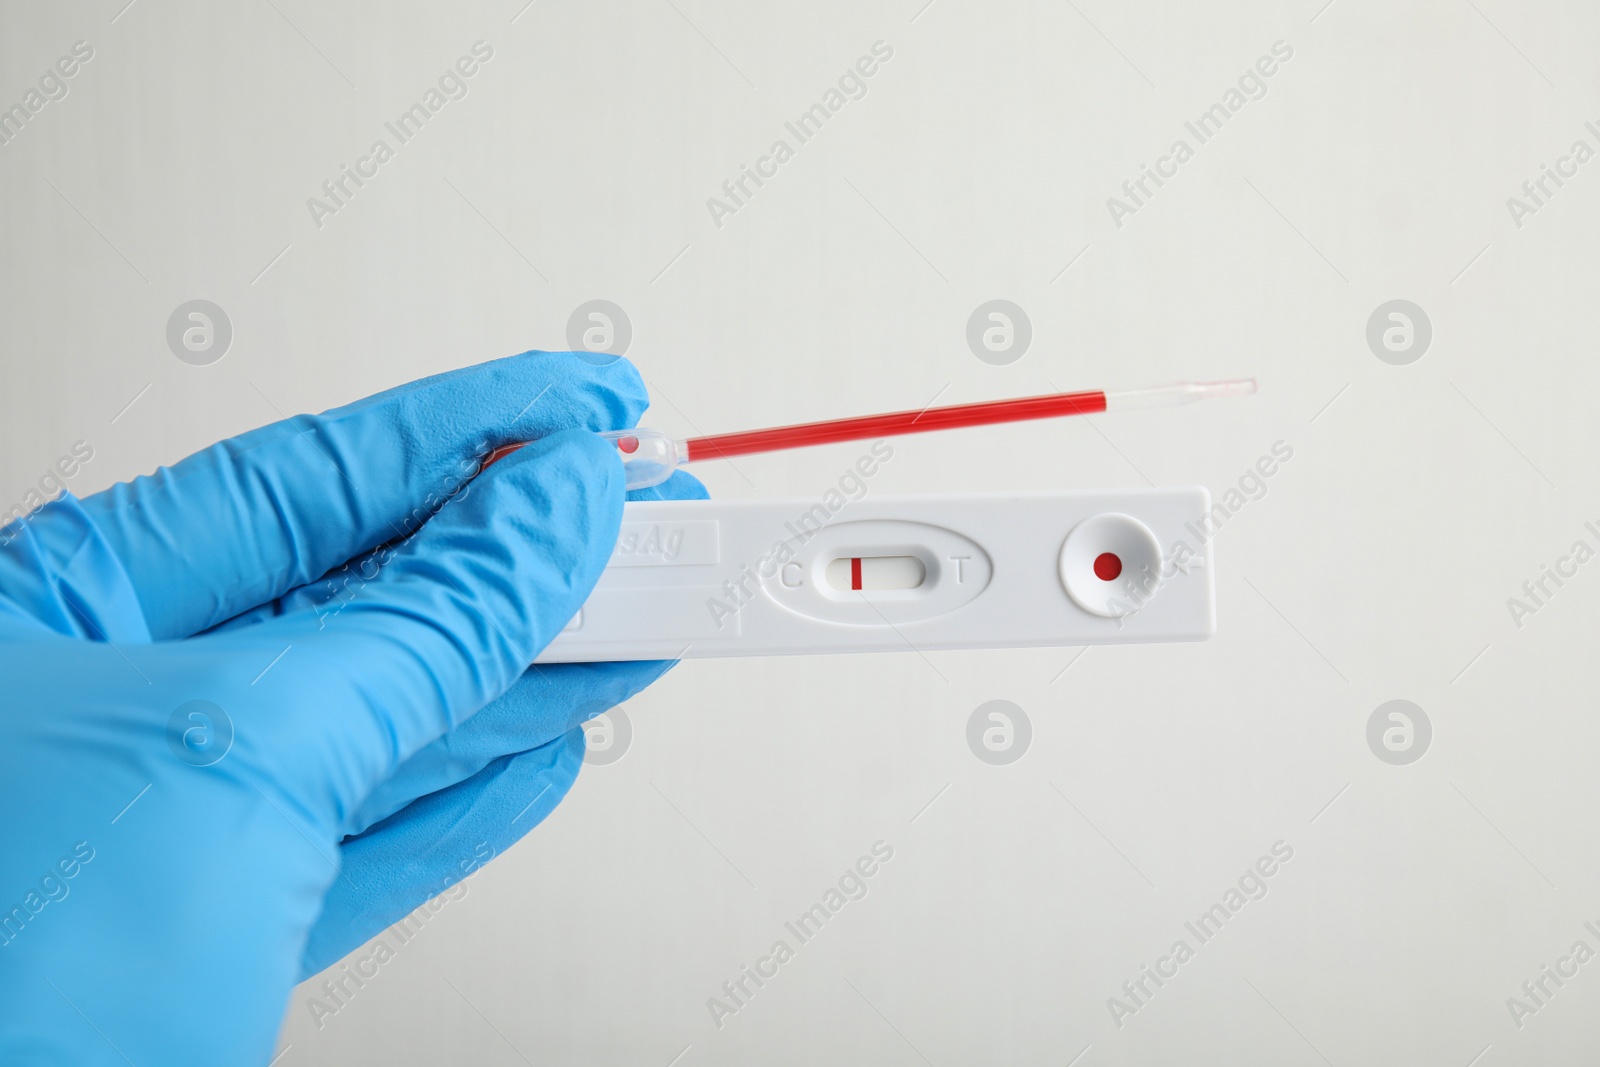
[483, 388, 1109, 470]
[482, 379, 1251, 487]
[682, 389, 1107, 461]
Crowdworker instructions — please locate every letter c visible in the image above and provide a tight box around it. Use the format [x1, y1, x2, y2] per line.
[755, 955, 779, 977]
[355, 155, 379, 178]
[1556, 155, 1579, 178]
[1557, 955, 1579, 978]
[355, 955, 380, 978]
[755, 154, 778, 178]
[1555, 554, 1579, 578]
[1154, 155, 1178, 178]
[781, 562, 802, 588]
[1154, 955, 1178, 978]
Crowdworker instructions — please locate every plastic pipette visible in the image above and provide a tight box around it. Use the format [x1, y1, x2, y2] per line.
[489, 379, 1256, 489]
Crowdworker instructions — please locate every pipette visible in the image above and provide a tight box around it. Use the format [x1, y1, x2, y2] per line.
[489, 378, 1256, 489]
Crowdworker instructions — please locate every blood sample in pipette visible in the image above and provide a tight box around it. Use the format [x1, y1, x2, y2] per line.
[486, 379, 1256, 489]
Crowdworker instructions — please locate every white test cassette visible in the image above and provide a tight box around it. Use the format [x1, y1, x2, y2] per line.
[537, 488, 1216, 662]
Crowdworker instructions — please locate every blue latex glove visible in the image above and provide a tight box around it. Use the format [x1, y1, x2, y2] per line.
[0, 351, 705, 1066]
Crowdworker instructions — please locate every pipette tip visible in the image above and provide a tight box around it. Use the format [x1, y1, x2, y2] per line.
[1199, 378, 1258, 398]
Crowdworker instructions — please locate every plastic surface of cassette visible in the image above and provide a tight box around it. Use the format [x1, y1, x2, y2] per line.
[538, 489, 1216, 662]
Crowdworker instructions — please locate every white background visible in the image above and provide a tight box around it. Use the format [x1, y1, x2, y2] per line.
[3, 1, 1599, 1063]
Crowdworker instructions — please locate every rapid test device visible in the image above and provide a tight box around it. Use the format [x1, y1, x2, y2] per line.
[504, 380, 1250, 662]
[536, 488, 1214, 661]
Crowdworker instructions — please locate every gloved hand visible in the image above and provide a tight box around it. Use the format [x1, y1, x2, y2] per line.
[0, 351, 705, 1066]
